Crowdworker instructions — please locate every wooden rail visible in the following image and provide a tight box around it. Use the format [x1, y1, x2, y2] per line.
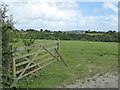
[13, 41, 58, 52]
[14, 46, 58, 60]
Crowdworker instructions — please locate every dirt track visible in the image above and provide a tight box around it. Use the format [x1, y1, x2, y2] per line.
[58, 73, 118, 88]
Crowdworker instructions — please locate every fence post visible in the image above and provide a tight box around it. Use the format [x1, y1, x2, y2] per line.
[57, 39, 60, 61]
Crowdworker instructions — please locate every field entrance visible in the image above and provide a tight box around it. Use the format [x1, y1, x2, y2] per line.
[12, 41, 66, 81]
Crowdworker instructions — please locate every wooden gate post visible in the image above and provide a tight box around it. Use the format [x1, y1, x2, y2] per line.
[57, 39, 60, 51]
[13, 58, 16, 77]
[57, 39, 60, 61]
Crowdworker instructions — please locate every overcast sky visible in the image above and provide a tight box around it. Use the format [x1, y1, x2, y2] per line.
[3, 0, 118, 31]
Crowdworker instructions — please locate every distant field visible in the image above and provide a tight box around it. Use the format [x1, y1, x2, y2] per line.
[74, 33, 103, 35]
[85, 33, 103, 35]
[14, 40, 118, 88]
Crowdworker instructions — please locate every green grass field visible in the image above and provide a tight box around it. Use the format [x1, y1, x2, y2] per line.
[13, 40, 118, 88]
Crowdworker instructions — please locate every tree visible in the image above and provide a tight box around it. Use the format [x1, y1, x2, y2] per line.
[21, 31, 35, 58]
[1, 2, 15, 87]
[40, 29, 43, 32]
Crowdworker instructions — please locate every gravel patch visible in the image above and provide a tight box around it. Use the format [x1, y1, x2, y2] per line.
[58, 73, 118, 88]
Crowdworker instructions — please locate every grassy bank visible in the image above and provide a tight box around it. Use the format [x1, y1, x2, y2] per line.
[14, 40, 118, 88]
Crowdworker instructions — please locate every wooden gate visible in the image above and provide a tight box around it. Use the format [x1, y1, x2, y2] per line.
[12, 40, 67, 81]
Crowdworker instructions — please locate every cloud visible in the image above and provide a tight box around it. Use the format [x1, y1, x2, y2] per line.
[103, 2, 118, 13]
[3, 1, 118, 31]
[75, 15, 117, 31]
[6, 1, 82, 30]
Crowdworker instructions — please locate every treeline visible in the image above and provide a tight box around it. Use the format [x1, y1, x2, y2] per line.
[14, 29, 119, 42]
